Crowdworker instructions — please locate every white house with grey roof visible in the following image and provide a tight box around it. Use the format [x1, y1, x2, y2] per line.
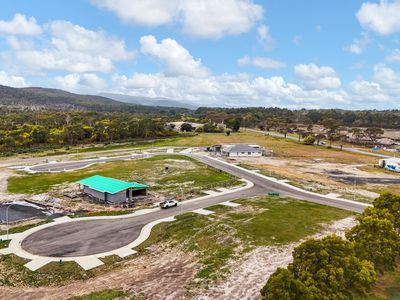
[221, 144, 263, 157]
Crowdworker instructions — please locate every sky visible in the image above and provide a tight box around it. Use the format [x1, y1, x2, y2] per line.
[0, 0, 400, 109]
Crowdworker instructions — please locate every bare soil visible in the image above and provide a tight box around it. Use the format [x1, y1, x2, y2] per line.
[196, 217, 356, 300]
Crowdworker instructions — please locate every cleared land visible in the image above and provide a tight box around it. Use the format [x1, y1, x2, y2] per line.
[7, 155, 240, 199]
[0, 197, 352, 298]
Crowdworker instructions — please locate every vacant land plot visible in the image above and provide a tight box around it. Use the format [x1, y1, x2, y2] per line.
[136, 196, 352, 288]
[0, 196, 352, 299]
[7, 155, 240, 199]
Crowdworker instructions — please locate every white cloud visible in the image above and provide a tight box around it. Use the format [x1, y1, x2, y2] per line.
[357, 0, 400, 35]
[90, 0, 180, 26]
[372, 64, 400, 92]
[257, 25, 274, 50]
[49, 21, 134, 60]
[345, 32, 372, 54]
[294, 64, 342, 89]
[292, 35, 302, 46]
[91, 0, 263, 39]
[111, 72, 350, 108]
[385, 49, 400, 63]
[140, 35, 209, 77]
[54, 73, 107, 93]
[180, 0, 263, 39]
[0, 14, 42, 36]
[0, 71, 29, 87]
[238, 56, 287, 69]
[7, 21, 134, 74]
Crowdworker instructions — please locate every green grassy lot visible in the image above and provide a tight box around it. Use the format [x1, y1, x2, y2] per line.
[67, 289, 129, 300]
[7, 154, 240, 198]
[136, 196, 353, 285]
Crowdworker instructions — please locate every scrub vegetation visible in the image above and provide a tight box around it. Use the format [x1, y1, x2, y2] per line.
[136, 196, 352, 286]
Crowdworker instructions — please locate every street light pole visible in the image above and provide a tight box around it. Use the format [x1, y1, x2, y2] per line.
[5, 203, 17, 240]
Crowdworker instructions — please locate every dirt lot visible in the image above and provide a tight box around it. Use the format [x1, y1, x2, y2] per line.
[197, 217, 356, 300]
[233, 155, 399, 202]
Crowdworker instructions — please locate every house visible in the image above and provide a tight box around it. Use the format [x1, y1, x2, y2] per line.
[378, 158, 400, 172]
[78, 175, 148, 204]
[221, 144, 263, 157]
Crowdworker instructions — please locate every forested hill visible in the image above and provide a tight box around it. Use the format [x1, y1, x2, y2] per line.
[0, 85, 190, 113]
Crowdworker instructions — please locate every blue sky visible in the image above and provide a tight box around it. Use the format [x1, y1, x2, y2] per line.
[0, 0, 399, 109]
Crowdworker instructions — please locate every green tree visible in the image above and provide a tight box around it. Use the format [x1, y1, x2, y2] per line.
[346, 207, 400, 272]
[260, 268, 306, 300]
[303, 135, 316, 145]
[373, 192, 400, 231]
[180, 123, 194, 132]
[261, 236, 376, 299]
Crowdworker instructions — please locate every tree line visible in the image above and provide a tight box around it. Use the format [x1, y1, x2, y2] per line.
[261, 192, 400, 299]
[195, 107, 400, 129]
[0, 111, 176, 154]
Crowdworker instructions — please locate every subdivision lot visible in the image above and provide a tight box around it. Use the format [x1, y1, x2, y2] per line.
[0, 196, 353, 300]
[7, 154, 240, 198]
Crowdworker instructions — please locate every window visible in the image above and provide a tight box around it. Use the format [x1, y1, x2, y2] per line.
[248, 152, 251, 155]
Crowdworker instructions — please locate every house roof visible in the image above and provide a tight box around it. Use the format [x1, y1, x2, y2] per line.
[78, 175, 148, 194]
[222, 144, 262, 153]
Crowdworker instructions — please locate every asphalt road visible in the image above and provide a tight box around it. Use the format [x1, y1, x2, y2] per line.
[30, 153, 149, 172]
[21, 153, 368, 257]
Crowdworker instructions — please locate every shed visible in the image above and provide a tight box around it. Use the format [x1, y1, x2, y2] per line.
[78, 175, 148, 204]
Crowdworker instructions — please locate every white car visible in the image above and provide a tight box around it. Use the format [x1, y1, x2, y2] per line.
[160, 200, 179, 209]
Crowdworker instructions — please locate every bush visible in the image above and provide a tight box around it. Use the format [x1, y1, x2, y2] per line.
[303, 135, 316, 145]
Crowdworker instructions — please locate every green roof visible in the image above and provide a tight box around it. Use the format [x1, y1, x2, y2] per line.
[78, 175, 148, 194]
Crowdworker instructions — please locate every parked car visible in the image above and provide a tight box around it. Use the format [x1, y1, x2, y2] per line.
[160, 200, 179, 209]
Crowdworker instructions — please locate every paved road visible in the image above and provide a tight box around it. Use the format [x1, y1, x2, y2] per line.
[21, 153, 368, 257]
[247, 129, 392, 158]
[29, 153, 149, 172]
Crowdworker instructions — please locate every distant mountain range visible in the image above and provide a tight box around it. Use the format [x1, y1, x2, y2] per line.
[99, 93, 198, 110]
[0, 85, 192, 113]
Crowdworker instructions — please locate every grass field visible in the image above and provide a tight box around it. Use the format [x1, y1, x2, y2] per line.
[67, 289, 129, 300]
[7, 154, 240, 197]
[136, 196, 352, 284]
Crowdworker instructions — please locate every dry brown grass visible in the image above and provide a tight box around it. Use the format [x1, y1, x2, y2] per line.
[168, 131, 377, 164]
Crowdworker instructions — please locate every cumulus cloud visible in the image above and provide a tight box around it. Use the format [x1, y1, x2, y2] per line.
[111, 71, 350, 108]
[256, 25, 274, 50]
[0, 71, 29, 87]
[294, 64, 342, 89]
[54, 73, 107, 93]
[357, 0, 400, 35]
[345, 32, 372, 54]
[7, 20, 134, 74]
[179, 0, 263, 39]
[0, 14, 42, 36]
[238, 56, 287, 69]
[91, 0, 263, 39]
[385, 49, 400, 63]
[140, 35, 209, 77]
